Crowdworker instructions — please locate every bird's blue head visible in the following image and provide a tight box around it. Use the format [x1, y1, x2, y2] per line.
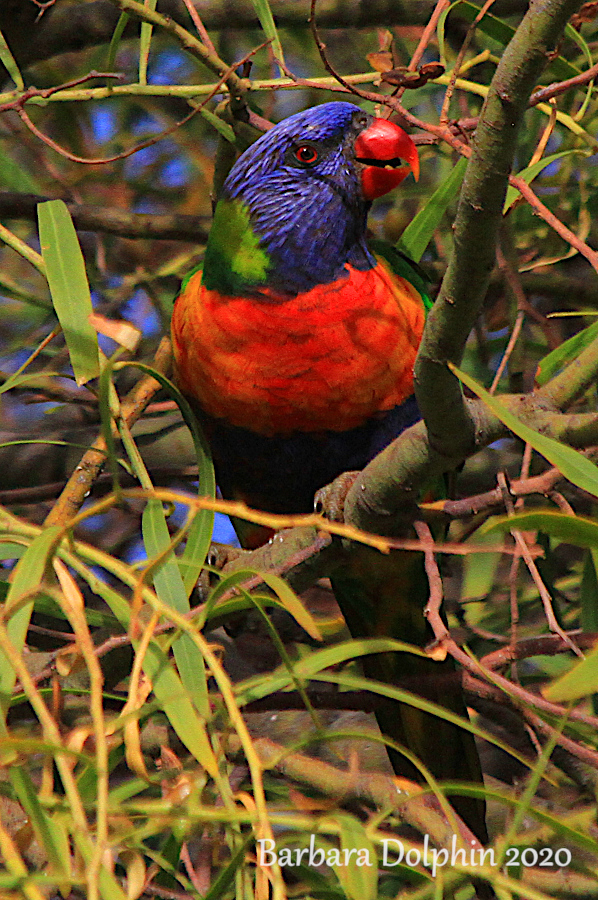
[203, 102, 418, 295]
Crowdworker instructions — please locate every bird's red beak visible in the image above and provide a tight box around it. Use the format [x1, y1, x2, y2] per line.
[354, 118, 419, 200]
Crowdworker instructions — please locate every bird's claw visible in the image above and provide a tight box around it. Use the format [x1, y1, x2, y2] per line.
[314, 471, 360, 523]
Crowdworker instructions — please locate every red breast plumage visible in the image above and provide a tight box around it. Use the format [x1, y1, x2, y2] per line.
[172, 259, 424, 436]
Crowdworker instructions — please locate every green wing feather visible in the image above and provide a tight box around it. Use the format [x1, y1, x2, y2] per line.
[370, 238, 434, 313]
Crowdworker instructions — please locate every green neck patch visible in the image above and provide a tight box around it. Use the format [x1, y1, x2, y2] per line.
[201, 198, 270, 294]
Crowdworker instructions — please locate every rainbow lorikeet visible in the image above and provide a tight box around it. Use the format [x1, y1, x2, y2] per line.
[172, 101, 487, 842]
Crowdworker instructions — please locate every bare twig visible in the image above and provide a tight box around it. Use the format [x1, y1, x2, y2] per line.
[511, 175, 598, 274]
[44, 337, 172, 527]
[529, 60, 598, 106]
[0, 70, 124, 114]
[496, 472, 581, 655]
[489, 309, 524, 394]
[14, 43, 267, 165]
[391, 0, 450, 106]
[414, 520, 448, 641]
[439, 0, 497, 125]
[180, 0, 217, 56]
[407, 0, 450, 74]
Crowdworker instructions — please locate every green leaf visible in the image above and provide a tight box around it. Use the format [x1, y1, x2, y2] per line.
[536, 319, 598, 386]
[461, 534, 501, 602]
[115, 386, 211, 720]
[482, 509, 598, 550]
[115, 361, 216, 594]
[456, 2, 579, 80]
[143, 640, 219, 775]
[0, 525, 61, 712]
[327, 814, 377, 900]
[38, 200, 100, 385]
[543, 639, 598, 701]
[9, 766, 70, 876]
[0, 29, 24, 90]
[0, 542, 25, 561]
[250, 0, 285, 69]
[564, 23, 595, 123]
[451, 364, 598, 499]
[106, 11, 129, 75]
[456, 1, 515, 48]
[581, 550, 598, 714]
[0, 143, 39, 192]
[565, 22, 592, 70]
[437, 1, 459, 65]
[138, 0, 157, 84]
[504, 150, 588, 212]
[204, 834, 255, 900]
[142, 497, 210, 718]
[398, 156, 467, 263]
[207, 568, 322, 641]
[581, 550, 598, 632]
[235, 638, 426, 705]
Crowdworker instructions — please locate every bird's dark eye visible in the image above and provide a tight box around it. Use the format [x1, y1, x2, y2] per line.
[294, 144, 319, 165]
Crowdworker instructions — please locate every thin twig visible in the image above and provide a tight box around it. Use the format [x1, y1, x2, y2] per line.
[180, 0, 217, 56]
[414, 521, 447, 639]
[429, 452, 597, 517]
[0, 71, 124, 114]
[392, 0, 450, 105]
[498, 471, 582, 655]
[465, 671, 598, 768]
[511, 175, 598, 274]
[15, 43, 267, 165]
[439, 0, 496, 126]
[489, 309, 524, 394]
[407, 0, 450, 73]
[529, 60, 598, 106]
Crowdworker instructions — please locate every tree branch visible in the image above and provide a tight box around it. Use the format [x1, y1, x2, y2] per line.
[414, 0, 585, 458]
[0, 192, 209, 242]
[0, 1, 530, 74]
[345, 0, 586, 533]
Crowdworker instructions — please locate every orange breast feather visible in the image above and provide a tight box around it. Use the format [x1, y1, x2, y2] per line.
[171, 261, 425, 436]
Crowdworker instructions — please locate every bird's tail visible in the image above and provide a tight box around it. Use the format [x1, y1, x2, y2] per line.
[331, 545, 488, 844]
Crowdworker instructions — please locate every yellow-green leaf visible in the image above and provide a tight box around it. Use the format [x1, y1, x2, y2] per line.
[482, 509, 598, 549]
[0, 29, 24, 90]
[399, 157, 467, 263]
[0, 525, 61, 709]
[138, 0, 157, 84]
[543, 639, 598, 702]
[142, 496, 210, 718]
[9, 766, 70, 876]
[451, 364, 598, 499]
[536, 319, 598, 385]
[327, 813, 378, 900]
[250, 0, 285, 69]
